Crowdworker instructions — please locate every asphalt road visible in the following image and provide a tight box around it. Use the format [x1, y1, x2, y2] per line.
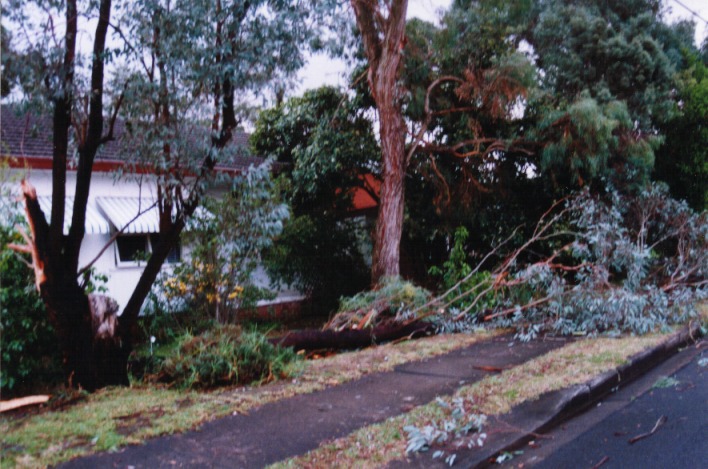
[503, 342, 707, 469]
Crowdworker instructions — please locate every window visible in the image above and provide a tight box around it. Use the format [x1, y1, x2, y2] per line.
[115, 234, 181, 265]
[116, 235, 148, 263]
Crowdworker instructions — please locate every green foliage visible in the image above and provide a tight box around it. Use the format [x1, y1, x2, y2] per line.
[429, 227, 496, 313]
[538, 96, 661, 187]
[529, 0, 677, 130]
[147, 325, 298, 389]
[251, 86, 379, 207]
[149, 163, 287, 324]
[264, 215, 370, 313]
[327, 277, 433, 330]
[496, 184, 707, 338]
[254, 87, 376, 311]
[655, 49, 708, 210]
[0, 201, 61, 395]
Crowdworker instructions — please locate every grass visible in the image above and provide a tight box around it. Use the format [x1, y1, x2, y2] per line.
[269, 334, 667, 468]
[1, 329, 497, 468]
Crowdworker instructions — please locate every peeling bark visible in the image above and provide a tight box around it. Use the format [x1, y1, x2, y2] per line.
[351, 0, 409, 285]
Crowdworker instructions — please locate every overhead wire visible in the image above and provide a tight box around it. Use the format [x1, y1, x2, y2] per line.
[669, 0, 708, 25]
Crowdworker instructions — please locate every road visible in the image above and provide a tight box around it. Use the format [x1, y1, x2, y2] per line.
[502, 341, 707, 469]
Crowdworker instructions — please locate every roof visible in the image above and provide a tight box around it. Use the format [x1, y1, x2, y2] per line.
[37, 196, 112, 235]
[0, 106, 266, 173]
[97, 197, 208, 234]
[350, 174, 380, 212]
[30, 196, 208, 235]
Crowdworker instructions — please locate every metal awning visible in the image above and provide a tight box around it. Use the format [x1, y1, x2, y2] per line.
[96, 197, 162, 234]
[37, 196, 112, 235]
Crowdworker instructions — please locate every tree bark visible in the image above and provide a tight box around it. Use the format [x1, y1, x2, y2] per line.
[351, 0, 409, 285]
[272, 320, 433, 352]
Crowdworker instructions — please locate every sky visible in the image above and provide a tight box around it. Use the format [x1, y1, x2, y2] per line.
[295, 0, 708, 95]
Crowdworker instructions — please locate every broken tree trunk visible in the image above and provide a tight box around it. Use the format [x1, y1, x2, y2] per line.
[14, 181, 131, 390]
[271, 320, 434, 352]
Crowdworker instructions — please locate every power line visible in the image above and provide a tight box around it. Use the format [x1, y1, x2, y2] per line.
[669, 0, 708, 25]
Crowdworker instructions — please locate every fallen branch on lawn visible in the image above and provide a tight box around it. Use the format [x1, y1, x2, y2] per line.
[271, 321, 434, 352]
[0, 395, 50, 413]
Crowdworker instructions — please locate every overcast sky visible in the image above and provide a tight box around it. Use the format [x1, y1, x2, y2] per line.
[295, 0, 708, 95]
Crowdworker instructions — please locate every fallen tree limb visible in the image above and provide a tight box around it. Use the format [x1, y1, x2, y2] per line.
[271, 321, 435, 352]
[0, 395, 50, 413]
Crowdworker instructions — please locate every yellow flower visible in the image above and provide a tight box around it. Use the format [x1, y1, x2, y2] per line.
[227, 285, 244, 300]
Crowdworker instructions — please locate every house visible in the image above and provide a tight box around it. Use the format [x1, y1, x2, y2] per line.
[1, 106, 305, 317]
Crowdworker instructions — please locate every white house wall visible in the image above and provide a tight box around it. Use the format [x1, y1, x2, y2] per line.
[5, 167, 303, 313]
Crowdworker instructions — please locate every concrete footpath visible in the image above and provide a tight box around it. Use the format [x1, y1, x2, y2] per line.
[60, 324, 702, 469]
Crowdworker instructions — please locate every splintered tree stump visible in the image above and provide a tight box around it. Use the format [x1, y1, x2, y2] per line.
[271, 321, 434, 352]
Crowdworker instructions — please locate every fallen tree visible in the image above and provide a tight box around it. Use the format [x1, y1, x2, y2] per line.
[422, 183, 707, 338]
[272, 320, 434, 352]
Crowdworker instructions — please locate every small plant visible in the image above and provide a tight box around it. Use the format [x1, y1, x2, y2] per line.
[429, 227, 498, 315]
[148, 325, 298, 389]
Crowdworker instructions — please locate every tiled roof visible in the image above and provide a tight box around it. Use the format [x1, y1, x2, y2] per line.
[0, 106, 262, 172]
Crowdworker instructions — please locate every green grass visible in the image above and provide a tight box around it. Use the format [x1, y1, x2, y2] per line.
[270, 333, 667, 468]
[1, 330, 495, 468]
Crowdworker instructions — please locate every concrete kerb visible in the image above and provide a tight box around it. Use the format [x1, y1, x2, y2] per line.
[463, 321, 705, 469]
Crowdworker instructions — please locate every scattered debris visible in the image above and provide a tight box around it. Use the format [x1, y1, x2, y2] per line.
[652, 376, 680, 389]
[590, 455, 610, 468]
[628, 415, 668, 444]
[473, 365, 506, 373]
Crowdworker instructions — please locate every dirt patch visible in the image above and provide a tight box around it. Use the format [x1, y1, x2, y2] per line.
[114, 407, 167, 436]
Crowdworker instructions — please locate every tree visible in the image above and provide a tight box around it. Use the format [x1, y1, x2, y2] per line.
[252, 87, 377, 311]
[4, 0, 330, 390]
[655, 42, 708, 210]
[522, 0, 679, 188]
[351, 0, 410, 284]
[160, 163, 288, 324]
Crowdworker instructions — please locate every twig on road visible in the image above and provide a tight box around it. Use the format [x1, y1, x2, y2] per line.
[628, 415, 668, 444]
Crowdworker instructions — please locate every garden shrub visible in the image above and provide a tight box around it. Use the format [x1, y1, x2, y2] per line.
[148, 162, 287, 325]
[0, 201, 62, 395]
[147, 325, 298, 389]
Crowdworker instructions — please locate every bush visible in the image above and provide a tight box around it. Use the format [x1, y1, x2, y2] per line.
[0, 201, 62, 395]
[145, 325, 298, 389]
[428, 226, 498, 313]
[149, 162, 287, 325]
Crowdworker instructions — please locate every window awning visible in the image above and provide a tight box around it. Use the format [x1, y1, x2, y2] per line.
[96, 197, 162, 234]
[37, 197, 112, 235]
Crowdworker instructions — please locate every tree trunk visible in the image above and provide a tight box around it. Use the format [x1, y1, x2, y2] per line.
[41, 287, 129, 391]
[371, 107, 406, 283]
[351, 0, 409, 285]
[272, 320, 433, 352]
